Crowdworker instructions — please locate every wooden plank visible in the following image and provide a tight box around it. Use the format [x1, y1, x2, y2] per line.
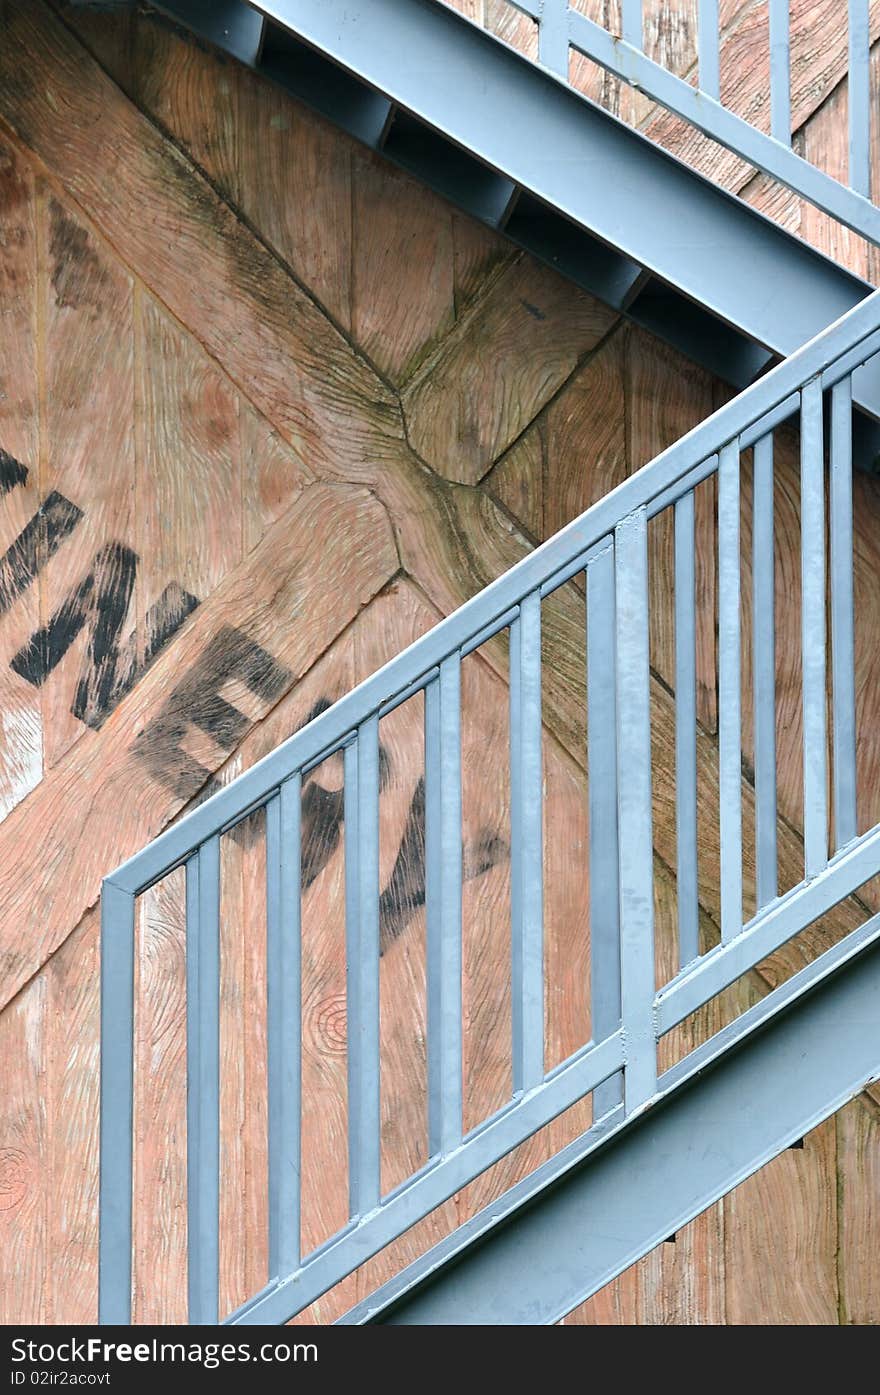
[136, 288, 242, 622]
[0, 131, 42, 819]
[56, 2, 134, 89]
[487, 424, 545, 541]
[132, 866, 188, 1322]
[71, 6, 510, 385]
[0, 0, 402, 484]
[542, 328, 627, 538]
[837, 1094, 880, 1324]
[452, 213, 511, 317]
[39, 186, 135, 767]
[240, 400, 312, 554]
[634, 1208, 726, 1323]
[46, 911, 100, 1324]
[0, 971, 47, 1323]
[0, 481, 398, 1011]
[235, 49, 354, 331]
[401, 255, 619, 484]
[129, 9, 239, 201]
[725, 1086, 838, 1321]
[351, 149, 455, 385]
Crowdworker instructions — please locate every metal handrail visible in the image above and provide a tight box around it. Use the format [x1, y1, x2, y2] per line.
[468, 0, 880, 246]
[99, 288, 880, 1324]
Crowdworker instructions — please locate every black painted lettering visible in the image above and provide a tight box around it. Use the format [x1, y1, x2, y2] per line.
[75, 578, 200, 728]
[0, 490, 83, 617]
[10, 544, 200, 729]
[11, 539, 137, 697]
[379, 776, 426, 952]
[133, 625, 292, 799]
[0, 448, 28, 495]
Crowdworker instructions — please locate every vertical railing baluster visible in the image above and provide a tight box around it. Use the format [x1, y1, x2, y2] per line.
[266, 777, 302, 1282]
[510, 592, 544, 1096]
[698, 0, 720, 100]
[674, 491, 700, 967]
[99, 879, 136, 1324]
[186, 836, 221, 1324]
[830, 376, 857, 850]
[769, 0, 791, 146]
[345, 720, 381, 1216]
[614, 509, 657, 1113]
[800, 378, 828, 878]
[848, 0, 871, 197]
[621, 0, 642, 49]
[539, 0, 569, 76]
[753, 433, 779, 911]
[718, 440, 743, 942]
[587, 544, 622, 1117]
[425, 665, 463, 1155]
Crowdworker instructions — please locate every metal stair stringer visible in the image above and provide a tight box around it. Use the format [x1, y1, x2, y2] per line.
[338, 928, 880, 1325]
[72, 0, 880, 449]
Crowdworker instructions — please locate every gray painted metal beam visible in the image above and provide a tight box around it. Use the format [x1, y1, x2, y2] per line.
[340, 936, 880, 1325]
[152, 1, 265, 66]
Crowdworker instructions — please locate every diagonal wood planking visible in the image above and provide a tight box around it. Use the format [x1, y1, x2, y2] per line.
[0, 479, 398, 1012]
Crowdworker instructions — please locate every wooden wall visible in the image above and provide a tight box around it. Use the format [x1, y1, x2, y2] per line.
[0, 0, 878, 1324]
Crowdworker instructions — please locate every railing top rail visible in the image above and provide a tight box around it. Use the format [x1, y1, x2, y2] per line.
[106, 288, 880, 897]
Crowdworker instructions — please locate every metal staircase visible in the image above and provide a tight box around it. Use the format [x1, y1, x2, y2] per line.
[100, 288, 880, 1325]
[95, 0, 880, 1324]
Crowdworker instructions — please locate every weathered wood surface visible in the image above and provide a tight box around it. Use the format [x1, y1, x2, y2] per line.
[401, 255, 617, 484]
[0, 480, 398, 1010]
[0, 0, 879, 1327]
[0, 135, 42, 820]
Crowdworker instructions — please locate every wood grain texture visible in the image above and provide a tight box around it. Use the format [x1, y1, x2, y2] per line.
[132, 866, 188, 1323]
[351, 151, 455, 384]
[0, 0, 402, 481]
[136, 288, 241, 612]
[234, 52, 354, 332]
[0, 481, 398, 1011]
[130, 11, 238, 203]
[837, 1095, 880, 1324]
[488, 424, 544, 540]
[39, 186, 135, 767]
[725, 1111, 838, 1324]
[0, 132, 42, 819]
[66, 6, 515, 391]
[401, 255, 619, 483]
[0, 972, 47, 1323]
[46, 912, 100, 1324]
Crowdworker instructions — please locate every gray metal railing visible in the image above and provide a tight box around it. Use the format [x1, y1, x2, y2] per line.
[472, 0, 880, 245]
[100, 288, 880, 1325]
